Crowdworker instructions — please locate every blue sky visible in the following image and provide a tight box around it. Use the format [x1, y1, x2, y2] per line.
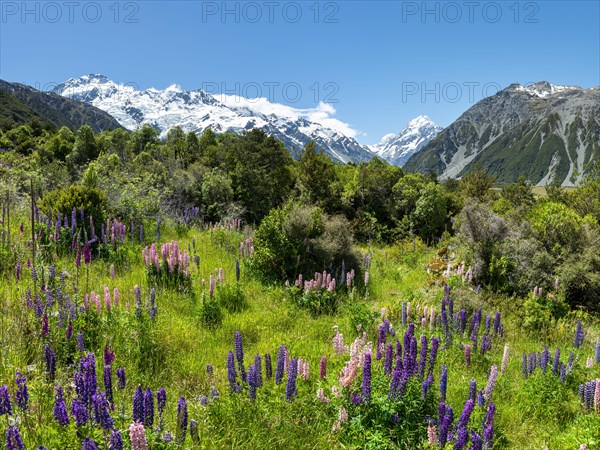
[1, 1, 599, 144]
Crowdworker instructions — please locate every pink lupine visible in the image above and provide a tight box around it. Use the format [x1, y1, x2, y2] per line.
[104, 286, 111, 311]
[595, 379, 600, 413]
[320, 356, 327, 379]
[129, 421, 148, 450]
[209, 275, 216, 298]
[427, 421, 438, 445]
[483, 365, 499, 402]
[113, 288, 119, 306]
[464, 344, 471, 367]
[219, 268, 224, 284]
[317, 388, 330, 404]
[364, 271, 369, 286]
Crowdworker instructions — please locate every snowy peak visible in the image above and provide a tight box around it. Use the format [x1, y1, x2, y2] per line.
[511, 81, 583, 99]
[53, 75, 374, 163]
[370, 115, 442, 166]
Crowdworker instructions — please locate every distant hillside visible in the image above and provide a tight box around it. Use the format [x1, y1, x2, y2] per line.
[0, 80, 124, 133]
[404, 82, 600, 186]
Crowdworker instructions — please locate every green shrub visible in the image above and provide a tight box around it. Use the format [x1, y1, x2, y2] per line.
[39, 184, 108, 235]
[216, 283, 248, 313]
[527, 202, 584, 255]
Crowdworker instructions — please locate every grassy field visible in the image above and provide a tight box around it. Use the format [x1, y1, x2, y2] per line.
[0, 217, 599, 449]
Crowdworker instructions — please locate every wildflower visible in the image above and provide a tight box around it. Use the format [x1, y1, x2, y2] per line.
[457, 398, 474, 429]
[248, 364, 257, 401]
[5, 426, 24, 450]
[190, 419, 200, 443]
[234, 331, 246, 382]
[144, 388, 154, 427]
[320, 356, 327, 379]
[0, 385, 12, 415]
[265, 354, 272, 380]
[429, 337, 439, 375]
[177, 396, 188, 444]
[470, 431, 483, 450]
[109, 430, 123, 450]
[129, 422, 148, 450]
[72, 398, 88, 426]
[440, 365, 448, 401]
[53, 386, 70, 426]
[92, 392, 114, 430]
[552, 348, 561, 375]
[275, 346, 286, 385]
[483, 365, 498, 402]
[254, 354, 263, 387]
[44, 344, 57, 382]
[317, 388, 330, 403]
[286, 357, 298, 402]
[104, 366, 113, 406]
[454, 426, 469, 450]
[362, 352, 372, 403]
[77, 333, 85, 352]
[332, 406, 348, 431]
[15, 372, 28, 411]
[157, 388, 167, 416]
[438, 405, 453, 448]
[133, 386, 144, 423]
[116, 368, 126, 390]
[227, 351, 237, 391]
[427, 421, 438, 445]
[422, 373, 433, 398]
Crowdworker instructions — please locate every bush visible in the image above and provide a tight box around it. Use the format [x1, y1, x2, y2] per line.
[252, 204, 361, 283]
[527, 202, 584, 255]
[557, 247, 600, 311]
[201, 296, 223, 328]
[216, 283, 248, 313]
[39, 184, 108, 235]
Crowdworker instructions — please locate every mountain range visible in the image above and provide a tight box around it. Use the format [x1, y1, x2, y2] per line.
[1, 75, 598, 186]
[404, 82, 600, 186]
[0, 79, 123, 133]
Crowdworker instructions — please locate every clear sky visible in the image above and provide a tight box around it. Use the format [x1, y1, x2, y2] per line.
[1, 1, 599, 144]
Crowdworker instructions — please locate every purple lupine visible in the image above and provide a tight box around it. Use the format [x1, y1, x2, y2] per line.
[485, 314, 491, 333]
[133, 386, 144, 423]
[522, 354, 528, 378]
[574, 320, 584, 348]
[0, 385, 12, 415]
[190, 419, 200, 443]
[541, 346, 550, 374]
[144, 388, 154, 427]
[104, 366, 113, 406]
[286, 357, 298, 402]
[470, 431, 483, 450]
[157, 388, 167, 416]
[206, 364, 213, 376]
[438, 401, 446, 424]
[464, 344, 471, 367]
[552, 348, 561, 376]
[254, 354, 263, 388]
[116, 368, 126, 390]
[248, 364, 257, 401]
[53, 386, 70, 426]
[458, 309, 467, 334]
[275, 346, 286, 385]
[82, 353, 97, 401]
[362, 352, 372, 403]
[469, 379, 477, 400]
[177, 396, 188, 443]
[568, 351, 575, 371]
[234, 331, 246, 382]
[235, 259, 240, 282]
[457, 399, 474, 429]
[44, 344, 57, 382]
[104, 342, 115, 367]
[265, 354, 273, 380]
[454, 426, 469, 450]
[438, 405, 453, 449]
[77, 333, 85, 352]
[481, 334, 492, 354]
[422, 373, 433, 398]
[595, 343, 600, 364]
[83, 243, 91, 265]
[439, 365, 448, 402]
[319, 356, 326, 379]
[67, 321, 73, 340]
[418, 335, 428, 378]
[384, 343, 393, 375]
[559, 362, 567, 383]
[71, 398, 88, 426]
[15, 373, 28, 411]
[429, 337, 439, 375]
[82, 438, 99, 450]
[227, 351, 238, 391]
[5, 425, 24, 450]
[92, 392, 113, 430]
[108, 429, 123, 450]
[15, 261, 21, 281]
[477, 390, 485, 407]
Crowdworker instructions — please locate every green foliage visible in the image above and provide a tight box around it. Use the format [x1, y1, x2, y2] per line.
[346, 301, 378, 335]
[296, 141, 338, 210]
[39, 184, 108, 232]
[216, 282, 248, 313]
[200, 295, 223, 328]
[459, 163, 496, 201]
[500, 175, 535, 208]
[557, 246, 600, 311]
[527, 202, 584, 254]
[411, 182, 447, 241]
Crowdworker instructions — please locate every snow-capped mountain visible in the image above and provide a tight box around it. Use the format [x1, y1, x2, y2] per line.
[404, 82, 600, 186]
[52, 74, 374, 163]
[369, 115, 442, 166]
